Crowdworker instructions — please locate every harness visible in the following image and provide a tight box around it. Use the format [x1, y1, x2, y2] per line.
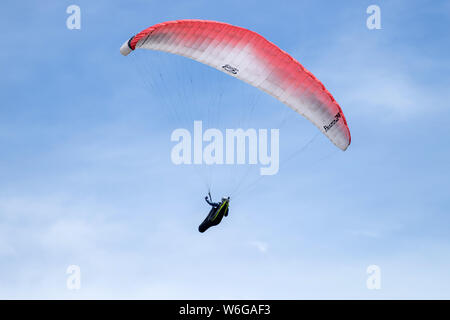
[211, 200, 229, 222]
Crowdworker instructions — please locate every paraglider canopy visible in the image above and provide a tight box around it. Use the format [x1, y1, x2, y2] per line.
[120, 19, 351, 150]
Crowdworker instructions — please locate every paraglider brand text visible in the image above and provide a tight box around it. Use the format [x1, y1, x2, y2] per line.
[222, 64, 239, 74]
[171, 121, 279, 175]
[323, 112, 341, 132]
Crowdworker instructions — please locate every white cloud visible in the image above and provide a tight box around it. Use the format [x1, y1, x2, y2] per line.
[292, 28, 450, 121]
[248, 240, 268, 253]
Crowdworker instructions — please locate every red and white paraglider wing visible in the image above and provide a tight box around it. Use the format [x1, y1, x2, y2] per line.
[120, 20, 351, 150]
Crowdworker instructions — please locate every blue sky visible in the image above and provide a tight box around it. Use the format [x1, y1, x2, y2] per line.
[0, 0, 449, 299]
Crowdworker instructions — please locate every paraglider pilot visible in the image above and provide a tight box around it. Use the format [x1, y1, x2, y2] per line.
[198, 192, 230, 233]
